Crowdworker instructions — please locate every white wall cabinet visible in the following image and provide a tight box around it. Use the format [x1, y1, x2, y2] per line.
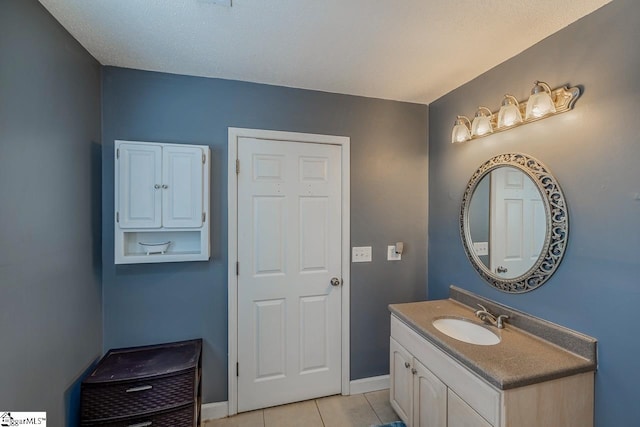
[115, 140, 210, 264]
[390, 314, 594, 427]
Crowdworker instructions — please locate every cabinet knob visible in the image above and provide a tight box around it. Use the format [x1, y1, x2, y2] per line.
[154, 184, 161, 189]
[411, 368, 417, 375]
[404, 362, 410, 369]
[162, 184, 168, 189]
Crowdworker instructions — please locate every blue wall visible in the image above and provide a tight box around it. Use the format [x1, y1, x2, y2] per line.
[428, 1, 640, 425]
[0, 1, 103, 425]
[101, 68, 429, 402]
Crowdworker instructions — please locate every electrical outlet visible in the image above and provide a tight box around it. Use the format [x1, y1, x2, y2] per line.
[352, 246, 372, 262]
[387, 245, 401, 261]
[473, 241, 489, 256]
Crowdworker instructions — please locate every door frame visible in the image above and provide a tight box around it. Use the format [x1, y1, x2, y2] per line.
[227, 127, 351, 416]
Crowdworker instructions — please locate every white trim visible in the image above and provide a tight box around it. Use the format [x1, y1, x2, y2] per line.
[201, 401, 229, 422]
[349, 375, 390, 395]
[227, 127, 351, 415]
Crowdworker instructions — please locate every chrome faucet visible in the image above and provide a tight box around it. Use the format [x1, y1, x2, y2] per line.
[474, 304, 509, 329]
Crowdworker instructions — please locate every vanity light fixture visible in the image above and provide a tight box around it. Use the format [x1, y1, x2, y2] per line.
[471, 107, 493, 137]
[497, 95, 523, 128]
[525, 80, 556, 119]
[451, 80, 581, 143]
[451, 115, 472, 144]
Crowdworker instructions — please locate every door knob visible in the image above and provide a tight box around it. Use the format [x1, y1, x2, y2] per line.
[330, 277, 342, 287]
[496, 266, 508, 274]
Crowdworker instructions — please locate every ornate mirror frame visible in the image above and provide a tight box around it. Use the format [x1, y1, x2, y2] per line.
[460, 153, 569, 293]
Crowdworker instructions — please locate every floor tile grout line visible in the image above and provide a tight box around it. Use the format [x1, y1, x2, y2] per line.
[314, 398, 327, 427]
[363, 392, 383, 424]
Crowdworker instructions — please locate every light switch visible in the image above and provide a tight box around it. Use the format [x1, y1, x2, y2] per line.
[352, 246, 372, 262]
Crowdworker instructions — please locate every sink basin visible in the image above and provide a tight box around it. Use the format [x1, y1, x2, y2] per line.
[432, 317, 500, 346]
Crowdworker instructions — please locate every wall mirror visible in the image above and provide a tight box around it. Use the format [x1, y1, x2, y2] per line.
[460, 153, 569, 293]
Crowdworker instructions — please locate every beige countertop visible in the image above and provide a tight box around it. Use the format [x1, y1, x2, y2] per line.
[389, 299, 596, 390]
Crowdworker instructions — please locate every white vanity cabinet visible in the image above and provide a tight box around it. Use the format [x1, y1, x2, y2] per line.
[115, 140, 210, 264]
[390, 314, 594, 427]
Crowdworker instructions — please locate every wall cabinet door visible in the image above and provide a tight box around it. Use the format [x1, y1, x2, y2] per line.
[390, 338, 413, 425]
[448, 389, 492, 427]
[162, 145, 204, 228]
[118, 143, 163, 229]
[413, 359, 447, 427]
[117, 143, 204, 229]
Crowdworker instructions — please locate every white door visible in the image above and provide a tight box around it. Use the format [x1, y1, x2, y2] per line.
[490, 167, 545, 278]
[236, 137, 342, 412]
[162, 145, 204, 228]
[117, 143, 162, 229]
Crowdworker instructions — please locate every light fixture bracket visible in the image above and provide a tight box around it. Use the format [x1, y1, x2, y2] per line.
[456, 84, 580, 142]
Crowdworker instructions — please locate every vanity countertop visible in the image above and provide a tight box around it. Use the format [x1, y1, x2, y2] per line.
[389, 298, 596, 390]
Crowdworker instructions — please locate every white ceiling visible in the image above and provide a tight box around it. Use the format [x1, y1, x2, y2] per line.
[39, 0, 611, 104]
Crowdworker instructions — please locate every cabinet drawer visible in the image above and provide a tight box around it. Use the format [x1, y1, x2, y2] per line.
[81, 403, 195, 427]
[391, 315, 500, 426]
[81, 369, 196, 421]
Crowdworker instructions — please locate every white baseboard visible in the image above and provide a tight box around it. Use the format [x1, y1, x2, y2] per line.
[201, 401, 228, 422]
[349, 374, 390, 395]
[201, 376, 388, 421]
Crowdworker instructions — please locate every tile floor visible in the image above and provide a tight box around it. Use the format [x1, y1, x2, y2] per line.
[204, 390, 400, 427]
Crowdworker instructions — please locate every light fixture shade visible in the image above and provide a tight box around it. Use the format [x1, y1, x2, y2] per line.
[497, 95, 523, 128]
[451, 116, 471, 144]
[525, 81, 556, 119]
[471, 107, 493, 136]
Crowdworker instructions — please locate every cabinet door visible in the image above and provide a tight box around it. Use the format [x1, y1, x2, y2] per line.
[390, 338, 413, 425]
[118, 143, 162, 228]
[162, 145, 204, 228]
[448, 389, 493, 427]
[413, 359, 446, 427]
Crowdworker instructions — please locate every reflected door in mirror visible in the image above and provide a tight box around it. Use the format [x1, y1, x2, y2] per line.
[490, 167, 545, 278]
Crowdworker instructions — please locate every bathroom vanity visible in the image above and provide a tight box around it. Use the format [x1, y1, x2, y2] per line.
[389, 287, 596, 427]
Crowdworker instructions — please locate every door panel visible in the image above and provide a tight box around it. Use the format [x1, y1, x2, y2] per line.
[254, 299, 286, 380]
[237, 137, 342, 412]
[299, 197, 329, 272]
[299, 295, 329, 373]
[253, 196, 286, 275]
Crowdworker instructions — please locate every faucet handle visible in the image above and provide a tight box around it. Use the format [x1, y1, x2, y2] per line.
[476, 304, 488, 313]
[497, 315, 510, 329]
